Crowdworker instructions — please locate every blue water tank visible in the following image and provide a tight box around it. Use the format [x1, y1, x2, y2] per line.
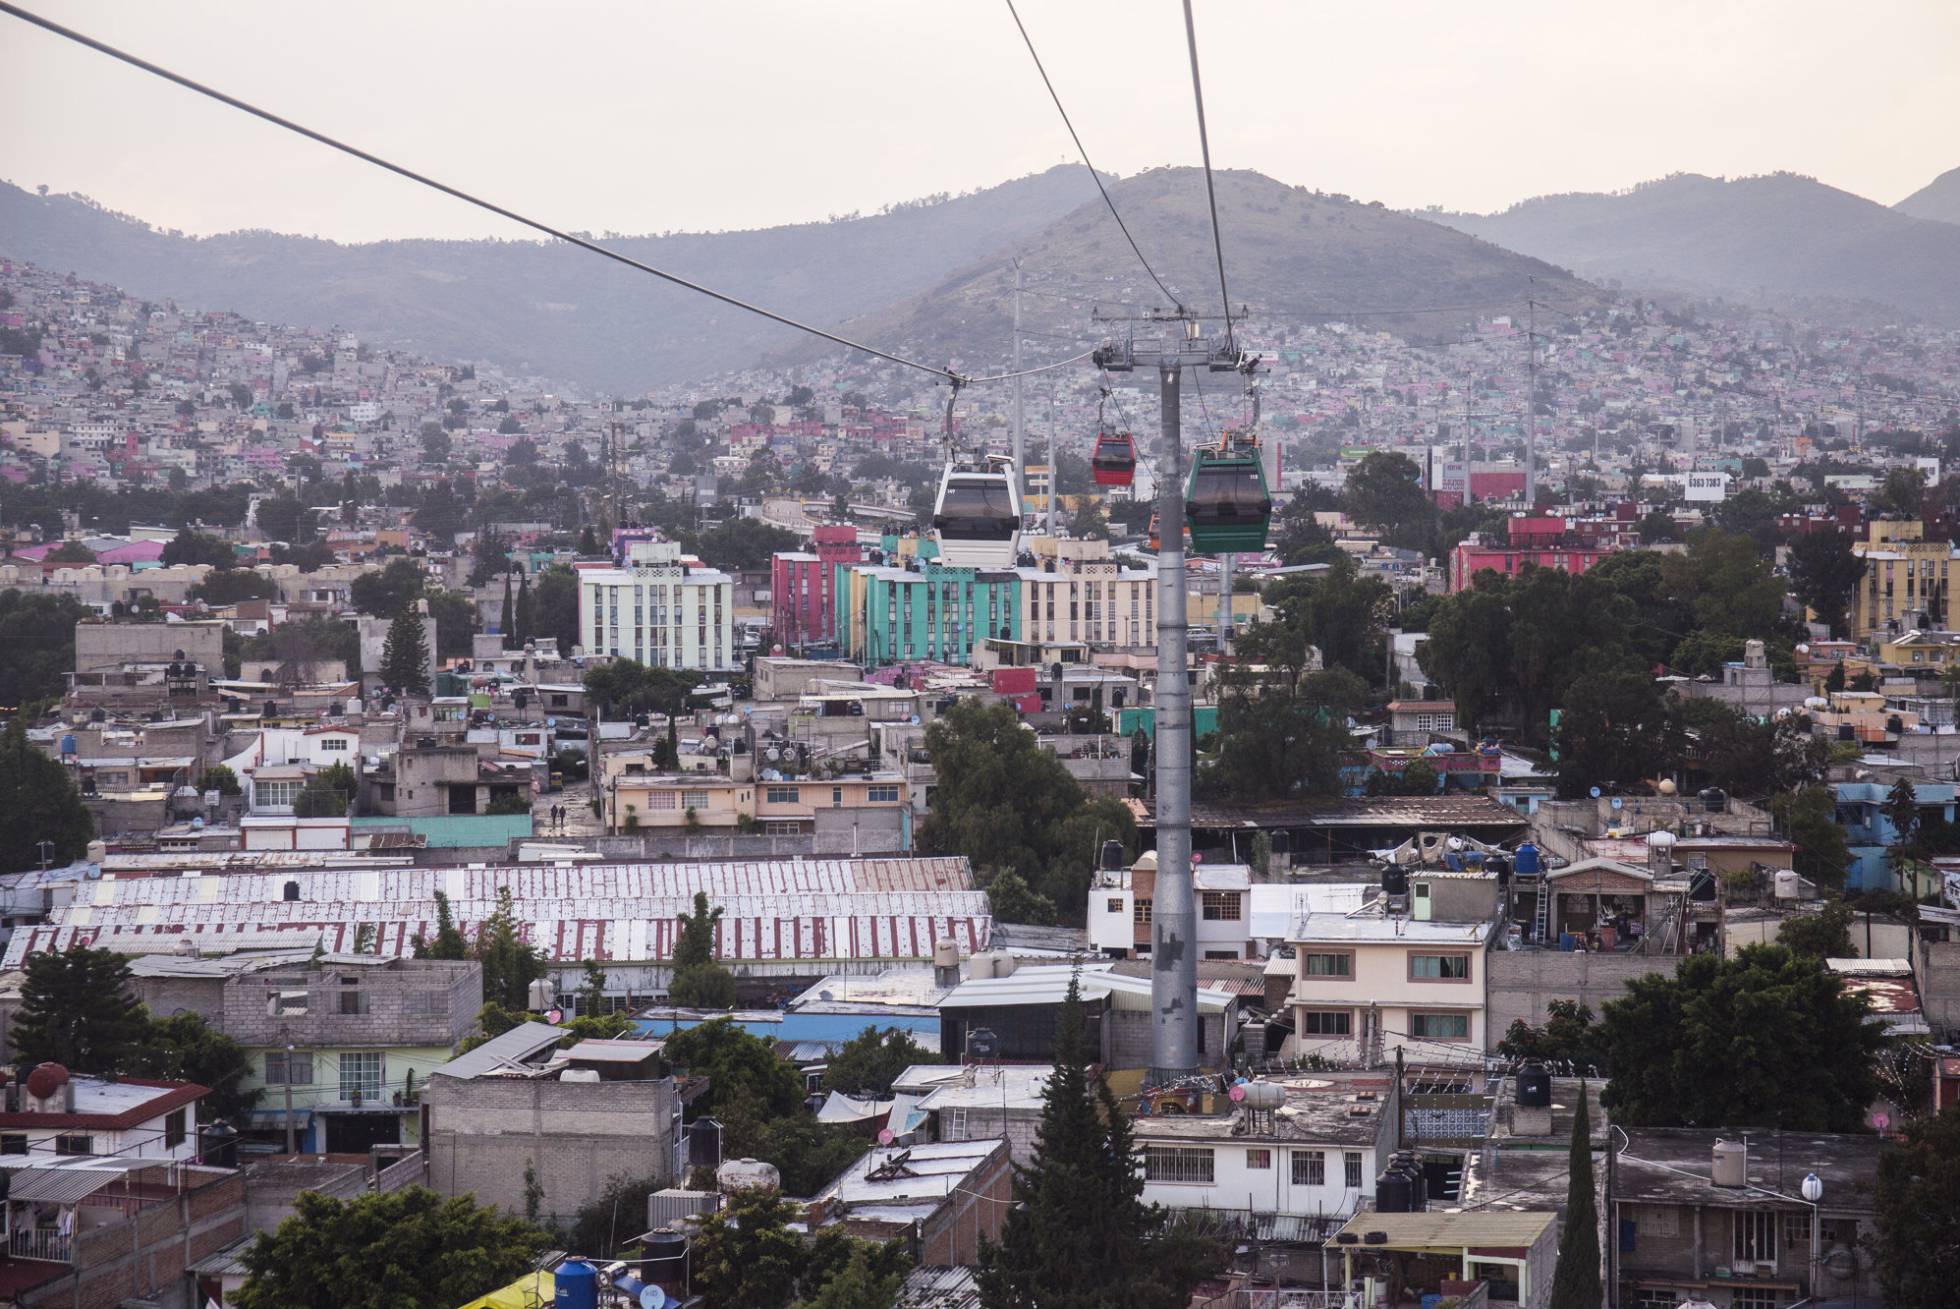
[1514, 842, 1540, 875]
[554, 1259, 599, 1309]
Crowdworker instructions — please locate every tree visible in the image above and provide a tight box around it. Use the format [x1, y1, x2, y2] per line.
[0, 590, 91, 706]
[192, 570, 278, 606]
[1200, 667, 1361, 802]
[578, 958, 608, 1016]
[563, 1172, 670, 1259]
[690, 1186, 810, 1309]
[1787, 530, 1865, 637]
[821, 1027, 931, 1099]
[1872, 466, 1927, 519]
[1873, 1102, 1960, 1309]
[669, 963, 737, 1009]
[475, 886, 546, 1009]
[1771, 786, 1852, 890]
[532, 566, 582, 654]
[513, 572, 534, 647]
[674, 891, 722, 971]
[199, 764, 242, 797]
[1598, 945, 1884, 1132]
[663, 1018, 805, 1128]
[682, 517, 800, 570]
[1551, 659, 1679, 799]
[162, 528, 236, 569]
[1494, 1000, 1606, 1073]
[381, 603, 431, 695]
[131, 1012, 264, 1126]
[983, 868, 1057, 926]
[233, 1186, 546, 1309]
[1884, 775, 1922, 853]
[1340, 451, 1436, 553]
[10, 945, 149, 1074]
[1547, 1084, 1601, 1309]
[794, 1243, 904, 1309]
[976, 971, 1223, 1309]
[423, 588, 476, 660]
[350, 558, 427, 617]
[918, 699, 1133, 923]
[419, 425, 452, 464]
[584, 660, 701, 718]
[0, 718, 95, 871]
[1778, 901, 1856, 959]
[254, 495, 307, 543]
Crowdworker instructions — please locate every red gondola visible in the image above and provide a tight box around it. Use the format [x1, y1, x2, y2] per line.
[1091, 431, 1136, 487]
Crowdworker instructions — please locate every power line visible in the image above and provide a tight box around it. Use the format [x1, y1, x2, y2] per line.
[0, 0, 1054, 391]
[1179, 0, 1234, 338]
[1001, 0, 1180, 312]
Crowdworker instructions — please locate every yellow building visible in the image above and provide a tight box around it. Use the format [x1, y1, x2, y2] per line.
[602, 752, 906, 836]
[1852, 519, 1960, 638]
[1017, 538, 1157, 648]
[1877, 630, 1960, 667]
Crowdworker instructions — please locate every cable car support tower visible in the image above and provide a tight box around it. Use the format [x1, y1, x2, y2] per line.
[1094, 312, 1240, 1080]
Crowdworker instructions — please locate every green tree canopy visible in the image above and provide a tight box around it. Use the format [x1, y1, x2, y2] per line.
[1771, 786, 1852, 890]
[380, 603, 431, 696]
[474, 885, 547, 1010]
[233, 1186, 546, 1309]
[1551, 659, 1679, 799]
[1598, 945, 1884, 1132]
[821, 1027, 931, 1099]
[1786, 529, 1865, 638]
[131, 1012, 264, 1126]
[664, 1018, 806, 1126]
[10, 944, 149, 1074]
[161, 528, 237, 569]
[0, 590, 90, 707]
[1873, 1102, 1960, 1309]
[1199, 667, 1362, 803]
[1340, 451, 1436, 553]
[584, 659, 702, 717]
[917, 699, 1133, 925]
[1494, 1000, 1606, 1073]
[1777, 901, 1856, 959]
[351, 558, 428, 617]
[0, 718, 95, 871]
[1547, 1085, 1601, 1309]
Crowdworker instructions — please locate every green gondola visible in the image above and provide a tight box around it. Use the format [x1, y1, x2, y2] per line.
[1185, 443, 1272, 554]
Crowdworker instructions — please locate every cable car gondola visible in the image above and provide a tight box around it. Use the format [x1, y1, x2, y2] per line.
[932, 457, 1022, 568]
[1185, 440, 1272, 554]
[1091, 431, 1136, 487]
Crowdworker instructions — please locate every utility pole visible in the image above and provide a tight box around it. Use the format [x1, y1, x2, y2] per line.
[283, 1042, 297, 1155]
[1096, 316, 1237, 1081]
[1012, 261, 1025, 516]
[1046, 388, 1058, 538]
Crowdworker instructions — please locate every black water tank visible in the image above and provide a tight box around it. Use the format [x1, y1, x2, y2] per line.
[1270, 831, 1291, 857]
[688, 1116, 724, 1170]
[200, 1121, 239, 1170]
[1382, 864, 1409, 898]
[1701, 788, 1728, 813]
[1100, 840, 1126, 871]
[1375, 1167, 1415, 1213]
[643, 1228, 688, 1292]
[1516, 1062, 1552, 1108]
[1488, 855, 1511, 885]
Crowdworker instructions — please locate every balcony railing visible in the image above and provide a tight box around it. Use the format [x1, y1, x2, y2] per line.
[8, 1228, 72, 1262]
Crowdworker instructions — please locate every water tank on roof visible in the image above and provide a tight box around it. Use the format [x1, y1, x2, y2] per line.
[642, 1228, 690, 1294]
[1270, 830, 1290, 857]
[553, 1258, 599, 1309]
[1712, 1140, 1747, 1188]
[199, 1121, 239, 1170]
[1516, 1062, 1552, 1108]
[1100, 839, 1126, 871]
[1514, 842, 1540, 875]
[1701, 788, 1728, 813]
[560, 1068, 600, 1083]
[688, 1117, 723, 1171]
[1381, 865, 1408, 898]
[1239, 1081, 1285, 1111]
[1375, 1165, 1416, 1213]
[717, 1157, 781, 1191]
[1774, 870, 1803, 900]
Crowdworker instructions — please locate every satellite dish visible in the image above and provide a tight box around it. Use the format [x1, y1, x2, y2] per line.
[877, 1128, 894, 1145]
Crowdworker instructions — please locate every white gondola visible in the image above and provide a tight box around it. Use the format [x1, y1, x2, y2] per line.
[931, 455, 1022, 568]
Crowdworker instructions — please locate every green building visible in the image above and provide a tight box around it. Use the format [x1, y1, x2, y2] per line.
[835, 561, 1022, 668]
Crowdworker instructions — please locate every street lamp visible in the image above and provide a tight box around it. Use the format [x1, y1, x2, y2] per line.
[1801, 1172, 1823, 1301]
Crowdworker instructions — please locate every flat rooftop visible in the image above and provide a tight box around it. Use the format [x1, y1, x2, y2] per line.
[1615, 1128, 1883, 1211]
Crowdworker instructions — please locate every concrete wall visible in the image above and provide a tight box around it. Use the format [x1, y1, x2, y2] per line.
[423, 1074, 682, 1228]
[219, 960, 480, 1049]
[1105, 1007, 1232, 1072]
[242, 1159, 368, 1233]
[1484, 950, 1673, 1045]
[1920, 940, 1960, 1037]
[22, 1168, 246, 1309]
[74, 620, 227, 674]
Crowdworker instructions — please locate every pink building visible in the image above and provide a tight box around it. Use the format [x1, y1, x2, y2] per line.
[1449, 515, 1614, 592]
[771, 525, 862, 647]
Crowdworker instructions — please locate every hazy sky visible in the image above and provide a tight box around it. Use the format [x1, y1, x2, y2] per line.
[2, 0, 1955, 244]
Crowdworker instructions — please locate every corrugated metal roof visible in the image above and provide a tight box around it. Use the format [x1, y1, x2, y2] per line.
[349, 814, 534, 848]
[431, 1022, 565, 1080]
[6, 1165, 126, 1205]
[1329, 1209, 1557, 1247]
[3, 857, 987, 968]
[899, 1265, 980, 1309]
[938, 964, 1234, 1014]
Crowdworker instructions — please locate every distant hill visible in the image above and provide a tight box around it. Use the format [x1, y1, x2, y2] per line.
[1896, 166, 1960, 226]
[797, 168, 1597, 372]
[1423, 173, 1960, 326]
[0, 168, 1104, 392]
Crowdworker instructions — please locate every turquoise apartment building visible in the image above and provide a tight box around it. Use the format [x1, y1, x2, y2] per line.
[834, 561, 1022, 668]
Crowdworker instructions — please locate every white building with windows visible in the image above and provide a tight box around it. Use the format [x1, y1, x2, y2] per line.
[577, 541, 736, 671]
[221, 725, 362, 815]
[0, 1065, 204, 1162]
[1284, 909, 1493, 1065]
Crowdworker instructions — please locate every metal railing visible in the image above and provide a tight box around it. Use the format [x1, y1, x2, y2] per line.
[8, 1228, 72, 1262]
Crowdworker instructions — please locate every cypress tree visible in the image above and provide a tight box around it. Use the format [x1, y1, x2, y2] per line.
[381, 603, 431, 695]
[11, 945, 150, 1074]
[500, 571, 516, 649]
[1549, 1082, 1602, 1309]
[514, 573, 534, 648]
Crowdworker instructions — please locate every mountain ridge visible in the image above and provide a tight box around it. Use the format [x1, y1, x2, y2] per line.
[1895, 165, 1960, 226]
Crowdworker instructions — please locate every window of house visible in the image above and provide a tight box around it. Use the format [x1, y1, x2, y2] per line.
[832, 787, 843, 806]
[164, 1108, 187, 1150]
[1290, 1150, 1326, 1186]
[1143, 1146, 1214, 1184]
[1733, 1209, 1778, 1263]
[1409, 953, 1471, 981]
[1106, 898, 1126, 914]
[265, 1051, 314, 1085]
[0, 1135, 26, 1155]
[1728, 1290, 1785, 1309]
[682, 790, 710, 810]
[1300, 1010, 1352, 1036]
[1410, 1012, 1470, 1040]
[765, 786, 800, 804]
[338, 986, 369, 1015]
[1345, 1152, 1363, 1189]
[1134, 900, 1153, 926]
[55, 1135, 93, 1156]
[1201, 891, 1242, 920]
[1632, 1291, 1683, 1309]
[339, 1052, 384, 1102]
[403, 990, 446, 1016]
[867, 785, 900, 803]
[1301, 952, 1353, 978]
[319, 737, 349, 751]
[1640, 1206, 1679, 1237]
[266, 990, 309, 1017]
[1245, 1149, 1272, 1170]
[256, 779, 301, 808]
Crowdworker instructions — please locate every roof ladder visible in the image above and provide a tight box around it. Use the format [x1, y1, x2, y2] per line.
[1531, 875, 1550, 944]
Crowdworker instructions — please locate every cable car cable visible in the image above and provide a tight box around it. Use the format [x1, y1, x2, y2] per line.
[1179, 0, 1234, 339]
[1001, 0, 1181, 313]
[0, 0, 1078, 393]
